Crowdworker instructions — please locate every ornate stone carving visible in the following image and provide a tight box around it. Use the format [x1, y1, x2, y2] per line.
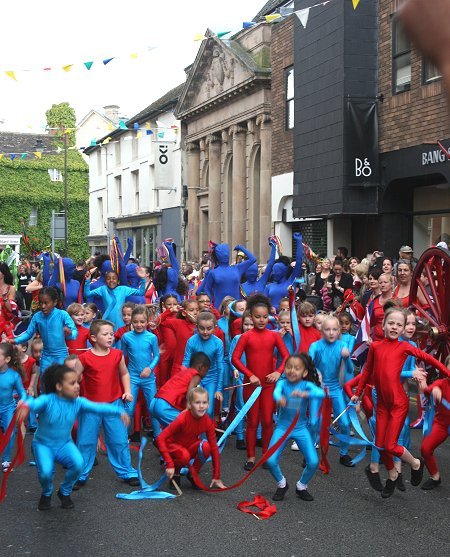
[228, 124, 247, 137]
[206, 47, 235, 98]
[205, 133, 222, 145]
[256, 113, 272, 127]
[185, 141, 200, 152]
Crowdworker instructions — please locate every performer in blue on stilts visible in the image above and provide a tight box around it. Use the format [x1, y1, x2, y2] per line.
[241, 238, 277, 297]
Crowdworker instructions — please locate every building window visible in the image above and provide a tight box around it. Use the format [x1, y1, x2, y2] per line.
[29, 208, 38, 226]
[97, 197, 103, 229]
[132, 170, 139, 213]
[285, 66, 294, 130]
[115, 176, 122, 213]
[392, 18, 411, 94]
[423, 59, 442, 84]
[48, 168, 63, 182]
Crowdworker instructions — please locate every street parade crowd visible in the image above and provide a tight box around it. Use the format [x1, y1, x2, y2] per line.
[0, 234, 449, 512]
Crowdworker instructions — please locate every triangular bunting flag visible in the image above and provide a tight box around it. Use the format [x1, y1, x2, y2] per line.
[33, 152, 42, 159]
[103, 57, 114, 65]
[84, 61, 94, 70]
[20, 153, 27, 160]
[130, 53, 138, 59]
[242, 22, 256, 29]
[217, 31, 231, 38]
[62, 64, 73, 72]
[136, 131, 142, 139]
[295, 8, 310, 28]
[56, 147, 62, 154]
[107, 122, 114, 130]
[194, 33, 206, 41]
[265, 14, 281, 22]
[10, 154, 16, 160]
[133, 122, 139, 130]
[146, 130, 153, 136]
[101, 137, 111, 145]
[90, 140, 97, 147]
[0, 154, 4, 160]
[352, 0, 360, 8]
[157, 132, 165, 139]
[5, 71, 17, 81]
[119, 120, 128, 130]
[280, 6, 294, 16]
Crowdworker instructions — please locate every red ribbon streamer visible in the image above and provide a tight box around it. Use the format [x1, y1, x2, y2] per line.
[0, 414, 25, 502]
[237, 495, 277, 520]
[319, 395, 332, 474]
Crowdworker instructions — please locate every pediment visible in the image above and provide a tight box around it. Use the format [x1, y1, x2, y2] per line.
[176, 33, 259, 117]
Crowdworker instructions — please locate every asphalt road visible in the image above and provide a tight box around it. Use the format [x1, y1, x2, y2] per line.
[1, 414, 449, 557]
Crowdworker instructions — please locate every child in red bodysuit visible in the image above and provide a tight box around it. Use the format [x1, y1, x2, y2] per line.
[232, 294, 289, 471]
[297, 301, 322, 353]
[353, 307, 449, 498]
[420, 355, 450, 490]
[155, 386, 225, 490]
[66, 303, 90, 355]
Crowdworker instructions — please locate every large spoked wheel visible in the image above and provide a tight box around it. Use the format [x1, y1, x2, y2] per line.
[409, 247, 450, 365]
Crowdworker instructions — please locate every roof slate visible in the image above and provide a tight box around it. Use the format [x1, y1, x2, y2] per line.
[0, 132, 52, 154]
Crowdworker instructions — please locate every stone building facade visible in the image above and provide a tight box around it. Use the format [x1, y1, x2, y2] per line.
[176, 26, 273, 261]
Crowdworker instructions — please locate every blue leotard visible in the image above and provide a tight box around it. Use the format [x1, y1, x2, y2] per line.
[0, 368, 26, 463]
[14, 308, 77, 374]
[266, 378, 324, 487]
[84, 279, 145, 329]
[26, 393, 124, 496]
[121, 330, 161, 435]
[182, 333, 224, 418]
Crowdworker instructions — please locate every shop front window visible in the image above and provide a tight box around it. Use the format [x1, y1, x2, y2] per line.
[413, 184, 450, 255]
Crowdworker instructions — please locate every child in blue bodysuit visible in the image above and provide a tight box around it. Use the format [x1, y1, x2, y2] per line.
[266, 353, 324, 502]
[309, 314, 354, 467]
[12, 287, 77, 376]
[0, 343, 26, 472]
[16, 364, 130, 511]
[182, 311, 224, 420]
[229, 310, 254, 450]
[121, 306, 160, 437]
[84, 267, 146, 330]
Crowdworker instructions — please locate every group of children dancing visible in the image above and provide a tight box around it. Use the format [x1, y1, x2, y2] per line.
[0, 256, 449, 512]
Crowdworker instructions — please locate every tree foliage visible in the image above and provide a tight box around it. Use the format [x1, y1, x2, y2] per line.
[45, 102, 77, 147]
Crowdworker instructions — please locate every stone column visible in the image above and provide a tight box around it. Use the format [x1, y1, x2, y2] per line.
[186, 142, 200, 260]
[230, 124, 247, 248]
[257, 114, 272, 260]
[206, 134, 222, 243]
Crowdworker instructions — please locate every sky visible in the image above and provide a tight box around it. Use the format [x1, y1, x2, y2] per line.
[0, 0, 266, 133]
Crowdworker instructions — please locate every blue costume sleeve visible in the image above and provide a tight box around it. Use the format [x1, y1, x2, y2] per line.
[182, 337, 194, 368]
[235, 245, 257, 277]
[229, 335, 239, 368]
[121, 280, 146, 298]
[257, 242, 277, 289]
[14, 374, 27, 401]
[25, 393, 51, 413]
[304, 382, 326, 400]
[84, 279, 101, 299]
[165, 242, 180, 277]
[48, 256, 59, 287]
[41, 254, 51, 286]
[62, 310, 77, 340]
[273, 378, 286, 402]
[289, 232, 304, 282]
[114, 235, 132, 285]
[14, 312, 39, 344]
[216, 340, 224, 393]
[149, 333, 160, 370]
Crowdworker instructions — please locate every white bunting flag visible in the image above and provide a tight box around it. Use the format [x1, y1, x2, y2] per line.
[295, 8, 310, 28]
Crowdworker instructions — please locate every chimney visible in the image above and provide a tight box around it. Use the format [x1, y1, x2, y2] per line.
[103, 105, 120, 125]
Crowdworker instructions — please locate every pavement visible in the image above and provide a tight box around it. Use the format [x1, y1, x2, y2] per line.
[0, 412, 449, 557]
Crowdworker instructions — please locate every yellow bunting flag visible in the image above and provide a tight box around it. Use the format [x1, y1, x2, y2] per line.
[0, 154, 4, 160]
[194, 32, 206, 41]
[265, 14, 281, 22]
[5, 71, 17, 81]
[130, 53, 138, 59]
[352, 0, 360, 9]
[62, 64, 73, 72]
[107, 122, 114, 131]
[136, 131, 143, 139]
[101, 137, 111, 145]
[33, 152, 42, 159]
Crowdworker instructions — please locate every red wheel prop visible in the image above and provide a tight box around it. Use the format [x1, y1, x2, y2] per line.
[409, 246, 450, 365]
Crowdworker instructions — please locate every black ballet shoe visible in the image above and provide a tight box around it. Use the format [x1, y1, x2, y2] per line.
[296, 488, 314, 501]
[244, 460, 255, 471]
[421, 477, 441, 490]
[38, 494, 52, 511]
[57, 490, 74, 509]
[365, 465, 383, 492]
[272, 483, 289, 501]
[123, 476, 140, 487]
[72, 480, 86, 491]
[339, 455, 355, 468]
[381, 477, 398, 498]
[396, 473, 406, 492]
[235, 439, 246, 450]
[410, 458, 425, 486]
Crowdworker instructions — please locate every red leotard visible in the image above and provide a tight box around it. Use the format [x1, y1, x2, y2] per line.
[356, 339, 449, 469]
[370, 297, 386, 341]
[232, 327, 290, 457]
[392, 285, 410, 308]
[299, 324, 322, 353]
[156, 312, 176, 386]
[156, 410, 220, 478]
[344, 374, 373, 418]
[78, 348, 123, 403]
[114, 324, 131, 343]
[21, 355, 36, 390]
[421, 378, 450, 476]
[230, 318, 242, 339]
[66, 324, 90, 354]
[155, 367, 200, 410]
[160, 312, 196, 376]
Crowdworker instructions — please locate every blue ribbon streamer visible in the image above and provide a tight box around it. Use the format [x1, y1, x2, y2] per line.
[423, 399, 435, 438]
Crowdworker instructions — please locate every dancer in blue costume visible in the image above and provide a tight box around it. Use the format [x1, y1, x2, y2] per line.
[0, 343, 26, 472]
[309, 314, 355, 467]
[121, 306, 160, 436]
[241, 238, 277, 297]
[339, 313, 356, 386]
[84, 267, 146, 330]
[197, 244, 256, 309]
[42, 255, 80, 309]
[16, 364, 130, 510]
[12, 287, 77, 375]
[154, 240, 182, 301]
[264, 232, 304, 310]
[124, 263, 146, 304]
[266, 353, 324, 501]
[182, 311, 224, 419]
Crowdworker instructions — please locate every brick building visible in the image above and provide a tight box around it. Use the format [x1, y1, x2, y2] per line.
[292, 0, 450, 258]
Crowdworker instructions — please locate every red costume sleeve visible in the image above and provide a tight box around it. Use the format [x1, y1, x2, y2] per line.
[402, 344, 450, 378]
[344, 375, 359, 399]
[231, 334, 252, 379]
